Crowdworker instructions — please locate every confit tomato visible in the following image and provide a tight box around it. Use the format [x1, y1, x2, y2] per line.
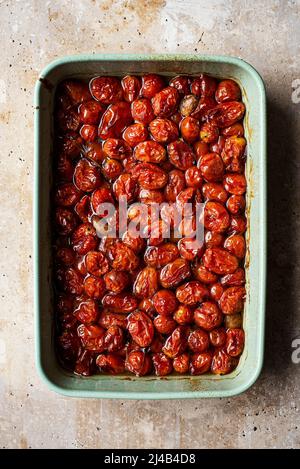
[54, 73, 248, 378]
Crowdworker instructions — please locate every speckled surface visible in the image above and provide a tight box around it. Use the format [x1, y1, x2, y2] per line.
[0, 0, 300, 449]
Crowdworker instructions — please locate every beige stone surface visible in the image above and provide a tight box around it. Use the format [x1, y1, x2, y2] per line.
[0, 0, 300, 449]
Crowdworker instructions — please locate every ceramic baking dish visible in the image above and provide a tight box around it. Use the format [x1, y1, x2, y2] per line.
[34, 54, 266, 398]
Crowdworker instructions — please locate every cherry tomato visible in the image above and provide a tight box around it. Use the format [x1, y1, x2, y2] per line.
[134, 140, 166, 163]
[152, 352, 173, 376]
[123, 123, 148, 147]
[152, 290, 178, 316]
[180, 117, 200, 143]
[167, 140, 195, 170]
[152, 86, 179, 117]
[198, 153, 224, 182]
[131, 98, 155, 124]
[190, 352, 212, 375]
[98, 102, 133, 139]
[170, 75, 191, 95]
[219, 286, 246, 315]
[194, 301, 223, 331]
[173, 305, 194, 325]
[226, 328, 245, 357]
[211, 348, 238, 375]
[149, 118, 179, 144]
[74, 158, 102, 192]
[203, 247, 239, 275]
[215, 79, 241, 103]
[125, 350, 152, 376]
[141, 74, 165, 99]
[121, 75, 141, 102]
[83, 275, 106, 299]
[90, 76, 123, 104]
[173, 353, 190, 373]
[176, 281, 208, 305]
[127, 311, 154, 347]
[162, 326, 188, 358]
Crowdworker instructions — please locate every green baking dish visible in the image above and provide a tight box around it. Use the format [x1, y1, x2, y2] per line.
[34, 54, 266, 399]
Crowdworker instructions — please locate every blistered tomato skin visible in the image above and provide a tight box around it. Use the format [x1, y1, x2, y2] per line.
[102, 138, 132, 160]
[203, 247, 239, 275]
[152, 353, 173, 376]
[54, 73, 248, 377]
[224, 234, 246, 259]
[219, 286, 246, 315]
[141, 74, 165, 99]
[133, 267, 159, 299]
[209, 327, 226, 347]
[144, 243, 179, 268]
[136, 163, 167, 190]
[211, 349, 237, 375]
[210, 283, 224, 302]
[160, 258, 191, 289]
[188, 329, 209, 352]
[96, 353, 125, 374]
[193, 263, 218, 284]
[131, 98, 155, 124]
[170, 76, 191, 95]
[74, 298, 99, 324]
[204, 201, 230, 233]
[173, 353, 190, 373]
[226, 328, 245, 357]
[90, 76, 123, 104]
[71, 223, 98, 255]
[125, 350, 152, 376]
[194, 301, 223, 331]
[200, 121, 219, 143]
[149, 118, 179, 144]
[152, 290, 178, 316]
[152, 86, 180, 117]
[154, 315, 177, 335]
[162, 326, 188, 358]
[121, 75, 141, 102]
[190, 352, 212, 375]
[98, 102, 133, 140]
[176, 281, 208, 305]
[215, 80, 241, 103]
[102, 292, 138, 313]
[202, 182, 228, 204]
[78, 100, 105, 125]
[84, 275, 106, 299]
[198, 152, 224, 182]
[98, 311, 127, 330]
[167, 140, 195, 170]
[74, 159, 102, 192]
[207, 101, 245, 128]
[134, 140, 166, 163]
[164, 169, 186, 202]
[221, 268, 245, 287]
[191, 74, 217, 98]
[127, 311, 154, 348]
[123, 123, 148, 147]
[226, 194, 246, 214]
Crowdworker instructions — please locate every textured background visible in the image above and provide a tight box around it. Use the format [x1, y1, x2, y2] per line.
[0, 0, 300, 449]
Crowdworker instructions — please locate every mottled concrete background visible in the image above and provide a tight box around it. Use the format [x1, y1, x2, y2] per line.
[0, 0, 299, 449]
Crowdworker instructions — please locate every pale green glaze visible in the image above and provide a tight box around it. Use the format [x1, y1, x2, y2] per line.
[34, 54, 266, 399]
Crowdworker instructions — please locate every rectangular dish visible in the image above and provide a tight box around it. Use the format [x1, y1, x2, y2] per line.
[34, 54, 266, 398]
